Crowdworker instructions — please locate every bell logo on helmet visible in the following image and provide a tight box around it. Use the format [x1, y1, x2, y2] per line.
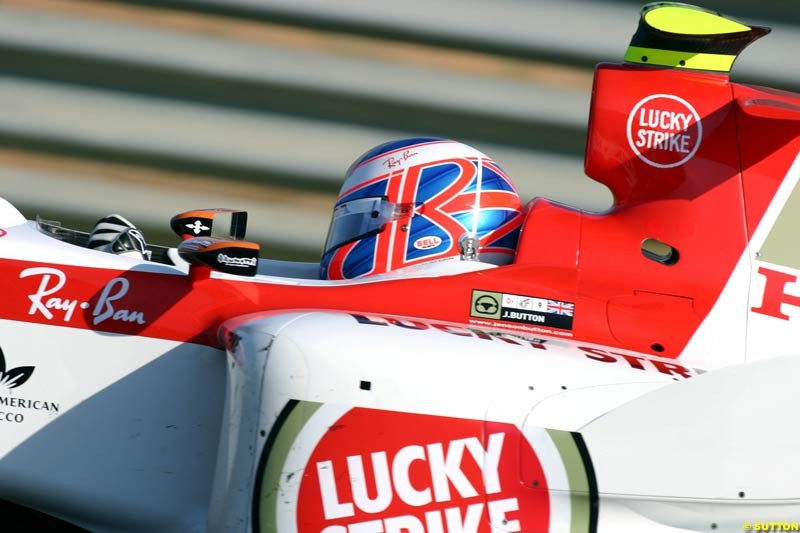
[413, 236, 442, 250]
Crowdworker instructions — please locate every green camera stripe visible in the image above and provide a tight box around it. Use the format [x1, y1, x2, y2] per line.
[547, 429, 599, 533]
[255, 400, 322, 533]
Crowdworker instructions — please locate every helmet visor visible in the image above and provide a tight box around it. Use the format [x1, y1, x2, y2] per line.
[324, 197, 404, 254]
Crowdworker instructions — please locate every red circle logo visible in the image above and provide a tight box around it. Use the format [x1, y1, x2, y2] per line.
[0, 229, 6, 238]
[296, 409, 550, 532]
[627, 94, 702, 169]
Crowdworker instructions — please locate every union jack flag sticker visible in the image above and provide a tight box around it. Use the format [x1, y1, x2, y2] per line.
[547, 300, 575, 316]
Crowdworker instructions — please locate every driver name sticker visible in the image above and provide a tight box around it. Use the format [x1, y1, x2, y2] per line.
[471, 290, 574, 330]
[627, 94, 702, 169]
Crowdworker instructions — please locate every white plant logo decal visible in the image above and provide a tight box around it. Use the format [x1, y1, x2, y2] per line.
[0, 347, 34, 392]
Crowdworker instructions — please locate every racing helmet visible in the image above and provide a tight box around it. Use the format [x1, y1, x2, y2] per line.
[320, 138, 524, 280]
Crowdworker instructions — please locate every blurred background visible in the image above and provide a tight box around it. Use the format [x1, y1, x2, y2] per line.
[2, 0, 800, 261]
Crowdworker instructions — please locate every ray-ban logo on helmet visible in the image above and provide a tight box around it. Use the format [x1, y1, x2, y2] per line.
[382, 150, 419, 169]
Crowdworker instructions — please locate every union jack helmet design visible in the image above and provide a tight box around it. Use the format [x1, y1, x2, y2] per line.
[320, 138, 523, 280]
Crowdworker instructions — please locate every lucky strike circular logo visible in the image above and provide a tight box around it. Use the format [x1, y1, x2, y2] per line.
[626, 94, 702, 169]
[296, 409, 549, 533]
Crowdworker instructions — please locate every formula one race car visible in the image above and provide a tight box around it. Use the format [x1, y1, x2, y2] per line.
[2, 3, 800, 532]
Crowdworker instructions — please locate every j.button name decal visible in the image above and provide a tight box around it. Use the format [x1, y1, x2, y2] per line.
[627, 94, 702, 169]
[471, 290, 574, 331]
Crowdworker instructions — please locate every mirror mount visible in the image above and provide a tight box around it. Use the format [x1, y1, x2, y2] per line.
[171, 209, 248, 241]
[178, 237, 260, 279]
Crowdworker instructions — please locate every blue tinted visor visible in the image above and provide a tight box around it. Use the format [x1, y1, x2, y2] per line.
[324, 197, 411, 254]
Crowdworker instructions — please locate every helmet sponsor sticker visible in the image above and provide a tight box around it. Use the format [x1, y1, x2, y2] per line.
[470, 289, 574, 331]
[413, 236, 443, 250]
[382, 149, 420, 169]
[255, 401, 598, 533]
[627, 94, 702, 169]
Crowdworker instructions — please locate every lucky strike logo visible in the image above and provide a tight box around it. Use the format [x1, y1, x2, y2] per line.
[626, 94, 702, 169]
[297, 409, 549, 532]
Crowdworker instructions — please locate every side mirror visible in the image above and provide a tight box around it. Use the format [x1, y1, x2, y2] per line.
[171, 209, 248, 241]
[178, 237, 260, 277]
